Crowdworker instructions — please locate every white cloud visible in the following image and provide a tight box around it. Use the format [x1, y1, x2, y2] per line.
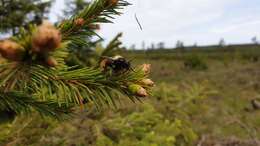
[49, 0, 260, 48]
[99, 0, 244, 47]
[211, 19, 260, 34]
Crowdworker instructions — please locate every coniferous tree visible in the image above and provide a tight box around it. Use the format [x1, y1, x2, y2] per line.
[252, 36, 258, 45]
[63, 0, 125, 67]
[0, 0, 154, 120]
[0, 0, 52, 35]
[219, 38, 226, 47]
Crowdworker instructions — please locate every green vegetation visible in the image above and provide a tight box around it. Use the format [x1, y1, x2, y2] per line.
[183, 54, 208, 70]
[0, 0, 260, 146]
[0, 0, 155, 120]
[0, 0, 52, 34]
[1, 46, 260, 145]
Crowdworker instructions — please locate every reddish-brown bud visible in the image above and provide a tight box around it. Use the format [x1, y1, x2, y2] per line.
[32, 21, 61, 53]
[46, 56, 58, 67]
[0, 40, 25, 61]
[110, 0, 118, 6]
[105, 0, 118, 6]
[74, 18, 85, 26]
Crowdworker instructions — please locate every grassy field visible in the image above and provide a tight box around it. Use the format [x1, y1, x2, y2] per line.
[1, 46, 260, 146]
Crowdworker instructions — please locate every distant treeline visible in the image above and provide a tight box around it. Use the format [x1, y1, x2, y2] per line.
[123, 44, 260, 61]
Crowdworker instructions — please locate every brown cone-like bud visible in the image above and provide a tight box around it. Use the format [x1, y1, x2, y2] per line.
[46, 56, 58, 67]
[141, 79, 154, 87]
[0, 40, 25, 61]
[111, 0, 119, 5]
[32, 20, 61, 53]
[128, 84, 148, 97]
[74, 18, 85, 26]
[141, 64, 151, 74]
[105, 0, 118, 6]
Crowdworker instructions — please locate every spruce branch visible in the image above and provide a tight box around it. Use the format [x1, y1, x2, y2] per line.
[0, 0, 154, 119]
[0, 91, 72, 119]
[30, 65, 150, 108]
[0, 60, 152, 110]
[59, 0, 130, 40]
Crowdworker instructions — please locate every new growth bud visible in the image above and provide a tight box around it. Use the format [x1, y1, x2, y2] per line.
[105, 0, 119, 6]
[0, 40, 25, 61]
[141, 64, 151, 74]
[141, 79, 154, 87]
[45, 56, 58, 67]
[32, 21, 61, 53]
[128, 84, 148, 97]
[74, 18, 85, 26]
[110, 0, 119, 5]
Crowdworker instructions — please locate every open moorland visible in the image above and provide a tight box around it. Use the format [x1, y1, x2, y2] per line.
[1, 45, 260, 146]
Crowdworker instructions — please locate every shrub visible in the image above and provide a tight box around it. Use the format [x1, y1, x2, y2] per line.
[96, 104, 198, 146]
[183, 54, 208, 70]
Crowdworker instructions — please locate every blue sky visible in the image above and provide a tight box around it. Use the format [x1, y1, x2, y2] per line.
[50, 0, 260, 48]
